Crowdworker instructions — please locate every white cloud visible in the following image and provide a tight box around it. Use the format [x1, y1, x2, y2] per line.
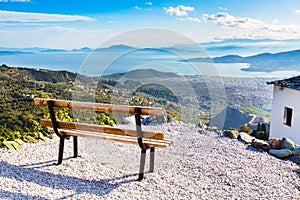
[179, 5, 194, 12]
[272, 18, 279, 24]
[163, 5, 195, 17]
[218, 7, 227, 11]
[145, 2, 152, 6]
[0, 25, 113, 49]
[178, 17, 201, 23]
[294, 9, 300, 14]
[187, 17, 201, 23]
[40, 26, 78, 32]
[134, 6, 142, 10]
[0, 10, 94, 22]
[164, 6, 188, 16]
[203, 12, 300, 40]
[135, 5, 152, 11]
[203, 12, 260, 28]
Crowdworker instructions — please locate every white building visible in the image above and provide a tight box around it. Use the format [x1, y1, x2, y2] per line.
[268, 76, 300, 144]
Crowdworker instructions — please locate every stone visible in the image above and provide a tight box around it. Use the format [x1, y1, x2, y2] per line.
[239, 132, 255, 144]
[281, 137, 296, 151]
[269, 149, 293, 158]
[142, 116, 154, 125]
[292, 146, 300, 156]
[268, 138, 282, 149]
[251, 139, 270, 151]
[123, 116, 136, 125]
[223, 130, 239, 139]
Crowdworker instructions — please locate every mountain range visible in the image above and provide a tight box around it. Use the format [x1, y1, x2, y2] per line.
[182, 49, 300, 72]
[2, 39, 300, 73]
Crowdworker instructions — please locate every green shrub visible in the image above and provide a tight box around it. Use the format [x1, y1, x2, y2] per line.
[256, 131, 269, 141]
[240, 124, 253, 135]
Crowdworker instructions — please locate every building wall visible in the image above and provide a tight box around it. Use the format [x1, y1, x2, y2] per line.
[270, 85, 300, 144]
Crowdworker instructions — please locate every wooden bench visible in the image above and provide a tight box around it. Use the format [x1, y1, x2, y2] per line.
[34, 98, 173, 180]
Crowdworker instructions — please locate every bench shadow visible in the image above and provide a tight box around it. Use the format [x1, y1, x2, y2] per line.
[0, 189, 49, 200]
[19, 157, 77, 169]
[245, 145, 267, 153]
[0, 160, 138, 198]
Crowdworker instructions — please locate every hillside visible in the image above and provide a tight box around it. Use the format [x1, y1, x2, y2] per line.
[0, 65, 188, 147]
[1, 64, 77, 83]
[0, 65, 273, 148]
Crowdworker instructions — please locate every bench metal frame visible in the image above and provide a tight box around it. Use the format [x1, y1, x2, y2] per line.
[46, 100, 158, 181]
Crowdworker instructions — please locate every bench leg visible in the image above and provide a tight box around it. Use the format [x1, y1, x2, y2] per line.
[56, 137, 65, 165]
[137, 149, 147, 181]
[73, 136, 78, 158]
[149, 147, 155, 173]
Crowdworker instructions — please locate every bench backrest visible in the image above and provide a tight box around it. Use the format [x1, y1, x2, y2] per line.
[34, 98, 163, 116]
[34, 98, 166, 141]
[40, 119, 165, 140]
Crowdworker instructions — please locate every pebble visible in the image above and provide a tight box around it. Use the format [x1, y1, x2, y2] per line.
[0, 122, 299, 199]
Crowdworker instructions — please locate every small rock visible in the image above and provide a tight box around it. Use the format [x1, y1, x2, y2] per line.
[208, 126, 219, 132]
[251, 139, 270, 151]
[269, 149, 293, 158]
[292, 146, 300, 156]
[281, 137, 296, 151]
[223, 130, 239, 139]
[268, 138, 282, 149]
[123, 116, 136, 125]
[239, 132, 255, 144]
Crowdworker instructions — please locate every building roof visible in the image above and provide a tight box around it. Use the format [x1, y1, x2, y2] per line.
[267, 75, 300, 91]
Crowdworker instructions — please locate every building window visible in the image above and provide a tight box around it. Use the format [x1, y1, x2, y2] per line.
[283, 107, 293, 127]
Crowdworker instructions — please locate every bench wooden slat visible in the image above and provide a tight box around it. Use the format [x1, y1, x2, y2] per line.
[41, 119, 165, 140]
[54, 129, 171, 148]
[48, 127, 173, 146]
[34, 98, 163, 116]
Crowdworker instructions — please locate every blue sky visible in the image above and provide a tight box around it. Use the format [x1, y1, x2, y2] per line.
[1, 0, 300, 49]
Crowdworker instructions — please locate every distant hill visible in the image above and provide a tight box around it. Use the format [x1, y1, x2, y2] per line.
[210, 107, 252, 130]
[0, 51, 33, 56]
[103, 69, 180, 80]
[0, 64, 77, 83]
[94, 44, 136, 52]
[40, 49, 68, 53]
[71, 47, 93, 52]
[181, 49, 300, 72]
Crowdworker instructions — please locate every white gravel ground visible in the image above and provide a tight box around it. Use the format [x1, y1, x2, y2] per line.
[0, 121, 299, 200]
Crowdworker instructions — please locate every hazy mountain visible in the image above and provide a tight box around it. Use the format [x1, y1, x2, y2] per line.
[71, 47, 93, 52]
[103, 68, 180, 80]
[0, 51, 33, 56]
[182, 49, 300, 72]
[94, 44, 136, 52]
[40, 49, 68, 53]
[2, 41, 300, 73]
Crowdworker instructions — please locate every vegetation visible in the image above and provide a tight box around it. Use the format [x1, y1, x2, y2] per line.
[0, 64, 272, 149]
[239, 106, 271, 117]
[0, 65, 187, 149]
[239, 124, 269, 140]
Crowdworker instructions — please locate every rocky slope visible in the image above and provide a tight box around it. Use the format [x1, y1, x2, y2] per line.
[0, 122, 299, 199]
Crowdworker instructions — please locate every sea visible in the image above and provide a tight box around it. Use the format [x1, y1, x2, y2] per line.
[1, 51, 300, 79]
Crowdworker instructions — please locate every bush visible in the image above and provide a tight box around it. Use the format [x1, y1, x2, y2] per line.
[239, 124, 253, 134]
[256, 131, 269, 141]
